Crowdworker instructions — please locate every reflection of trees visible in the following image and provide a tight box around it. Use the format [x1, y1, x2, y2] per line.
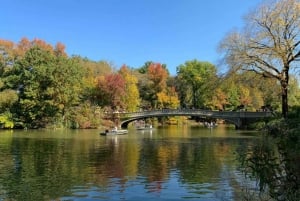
[177, 139, 221, 183]
[92, 136, 140, 185]
[0, 138, 80, 200]
[139, 140, 176, 181]
[0, 131, 110, 201]
[2, 130, 289, 200]
[138, 138, 240, 187]
[238, 134, 300, 200]
[138, 139, 180, 193]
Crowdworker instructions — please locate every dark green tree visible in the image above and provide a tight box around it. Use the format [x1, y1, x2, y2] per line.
[6, 46, 83, 128]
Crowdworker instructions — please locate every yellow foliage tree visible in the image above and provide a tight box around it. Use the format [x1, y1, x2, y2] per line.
[157, 87, 180, 109]
[239, 85, 252, 107]
[119, 65, 140, 112]
[209, 88, 228, 110]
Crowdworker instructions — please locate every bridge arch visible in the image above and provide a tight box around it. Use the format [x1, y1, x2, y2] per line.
[121, 115, 243, 129]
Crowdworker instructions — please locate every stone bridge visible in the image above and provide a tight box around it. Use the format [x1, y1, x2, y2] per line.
[108, 109, 273, 129]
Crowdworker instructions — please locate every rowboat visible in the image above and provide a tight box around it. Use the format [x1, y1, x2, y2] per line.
[136, 124, 154, 130]
[100, 127, 128, 136]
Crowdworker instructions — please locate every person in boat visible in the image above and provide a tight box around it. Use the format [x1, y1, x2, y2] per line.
[112, 126, 118, 132]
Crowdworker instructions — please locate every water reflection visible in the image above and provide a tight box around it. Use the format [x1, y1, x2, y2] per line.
[237, 133, 300, 200]
[0, 127, 267, 200]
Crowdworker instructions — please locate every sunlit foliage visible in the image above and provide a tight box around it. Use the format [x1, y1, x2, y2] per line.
[219, 0, 300, 117]
[119, 65, 140, 112]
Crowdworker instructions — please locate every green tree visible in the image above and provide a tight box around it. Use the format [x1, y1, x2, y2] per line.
[288, 76, 300, 107]
[221, 71, 272, 111]
[72, 57, 114, 105]
[177, 60, 217, 109]
[0, 79, 16, 129]
[6, 46, 83, 128]
[0, 80, 18, 111]
[224, 81, 240, 110]
[219, 0, 300, 118]
[47, 56, 84, 125]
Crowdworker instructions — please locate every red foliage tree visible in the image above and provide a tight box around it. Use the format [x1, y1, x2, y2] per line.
[97, 73, 126, 109]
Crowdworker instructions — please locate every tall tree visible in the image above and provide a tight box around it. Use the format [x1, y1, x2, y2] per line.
[148, 62, 168, 93]
[142, 62, 169, 108]
[96, 73, 126, 110]
[119, 65, 140, 112]
[0, 39, 16, 76]
[5, 45, 83, 128]
[177, 60, 217, 109]
[75, 57, 113, 104]
[219, 0, 300, 118]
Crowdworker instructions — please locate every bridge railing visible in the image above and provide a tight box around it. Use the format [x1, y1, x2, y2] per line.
[120, 109, 212, 117]
[108, 109, 273, 119]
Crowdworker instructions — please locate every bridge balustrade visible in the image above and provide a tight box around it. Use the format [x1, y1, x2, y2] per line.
[116, 109, 273, 118]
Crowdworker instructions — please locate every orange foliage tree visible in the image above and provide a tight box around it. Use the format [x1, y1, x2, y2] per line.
[147, 62, 169, 108]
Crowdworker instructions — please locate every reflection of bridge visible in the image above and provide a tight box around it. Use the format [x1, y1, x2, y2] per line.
[108, 109, 273, 129]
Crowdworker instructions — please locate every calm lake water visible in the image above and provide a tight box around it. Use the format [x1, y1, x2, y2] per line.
[0, 125, 265, 201]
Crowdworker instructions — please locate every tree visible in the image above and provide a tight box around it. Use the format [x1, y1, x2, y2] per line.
[177, 60, 217, 109]
[0, 80, 17, 128]
[0, 79, 18, 110]
[5, 45, 83, 128]
[8, 46, 58, 127]
[288, 75, 300, 106]
[157, 87, 180, 109]
[219, 0, 300, 118]
[119, 65, 140, 112]
[0, 39, 16, 76]
[208, 88, 228, 111]
[137, 61, 168, 74]
[75, 57, 113, 104]
[96, 73, 126, 110]
[148, 62, 168, 93]
[137, 62, 169, 109]
[223, 80, 240, 110]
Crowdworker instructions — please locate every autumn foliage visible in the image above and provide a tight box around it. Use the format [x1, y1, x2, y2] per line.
[0, 37, 299, 128]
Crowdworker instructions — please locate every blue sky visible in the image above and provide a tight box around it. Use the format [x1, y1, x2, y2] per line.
[2, 0, 262, 75]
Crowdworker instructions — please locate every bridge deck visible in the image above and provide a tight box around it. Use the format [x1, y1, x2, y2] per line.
[117, 109, 273, 119]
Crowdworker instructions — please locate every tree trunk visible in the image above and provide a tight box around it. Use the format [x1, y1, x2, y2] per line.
[281, 68, 289, 118]
[192, 87, 196, 109]
[281, 82, 288, 119]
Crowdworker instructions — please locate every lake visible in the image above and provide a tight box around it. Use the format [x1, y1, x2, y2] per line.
[0, 125, 265, 201]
